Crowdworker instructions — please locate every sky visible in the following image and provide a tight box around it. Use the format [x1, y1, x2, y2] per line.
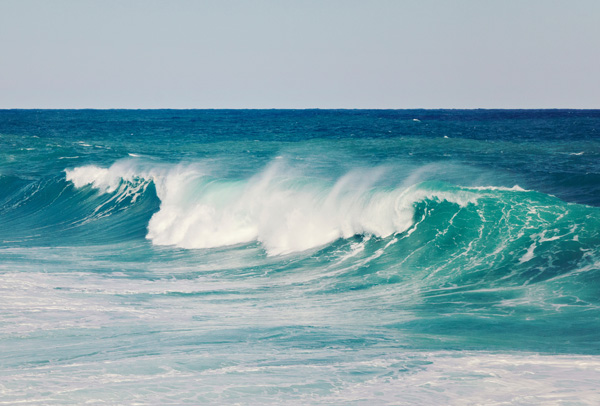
[1, 0, 599, 109]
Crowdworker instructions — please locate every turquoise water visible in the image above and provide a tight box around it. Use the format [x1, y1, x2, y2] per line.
[1, 110, 600, 404]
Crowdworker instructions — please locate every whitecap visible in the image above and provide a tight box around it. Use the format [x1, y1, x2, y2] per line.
[65, 159, 479, 255]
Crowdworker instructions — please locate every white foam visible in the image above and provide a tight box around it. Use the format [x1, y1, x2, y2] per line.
[314, 352, 600, 405]
[519, 242, 536, 263]
[65, 165, 114, 191]
[65, 160, 149, 193]
[466, 185, 527, 192]
[66, 159, 479, 255]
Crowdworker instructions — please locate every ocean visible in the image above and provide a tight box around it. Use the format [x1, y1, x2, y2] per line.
[1, 109, 599, 405]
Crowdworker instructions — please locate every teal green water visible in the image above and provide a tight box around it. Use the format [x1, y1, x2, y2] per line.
[1, 110, 600, 404]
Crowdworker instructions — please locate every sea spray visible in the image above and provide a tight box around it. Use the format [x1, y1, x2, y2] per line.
[66, 158, 483, 254]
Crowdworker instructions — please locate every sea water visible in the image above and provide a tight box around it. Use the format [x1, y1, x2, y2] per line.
[1, 109, 599, 404]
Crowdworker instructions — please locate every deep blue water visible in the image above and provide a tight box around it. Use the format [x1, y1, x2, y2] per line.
[1, 110, 600, 404]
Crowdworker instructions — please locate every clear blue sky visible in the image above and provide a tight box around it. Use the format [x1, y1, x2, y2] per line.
[1, 0, 599, 109]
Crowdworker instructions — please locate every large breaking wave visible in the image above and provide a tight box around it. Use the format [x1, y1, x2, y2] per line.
[56, 157, 600, 292]
[63, 158, 511, 255]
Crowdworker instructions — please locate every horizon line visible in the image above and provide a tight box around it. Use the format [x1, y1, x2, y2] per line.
[2, 107, 600, 111]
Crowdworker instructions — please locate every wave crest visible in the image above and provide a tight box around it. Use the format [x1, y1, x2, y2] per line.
[65, 159, 479, 255]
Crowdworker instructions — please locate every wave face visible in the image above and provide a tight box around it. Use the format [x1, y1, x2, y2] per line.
[2, 109, 600, 405]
